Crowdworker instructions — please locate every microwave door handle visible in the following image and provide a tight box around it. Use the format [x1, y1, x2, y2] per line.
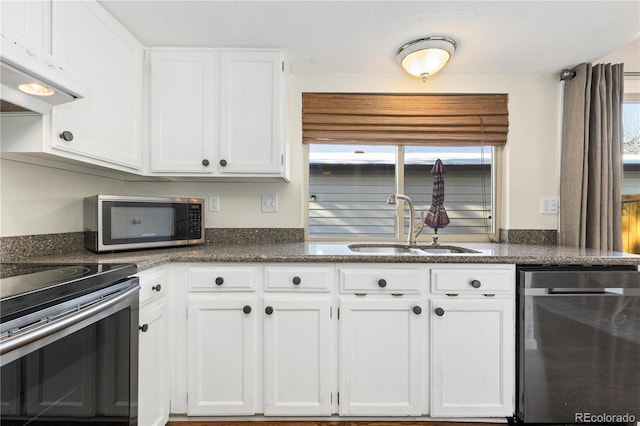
[0, 284, 140, 356]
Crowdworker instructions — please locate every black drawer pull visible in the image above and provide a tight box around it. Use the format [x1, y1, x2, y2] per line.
[152, 284, 162, 292]
[378, 279, 387, 288]
[265, 306, 274, 315]
[139, 324, 149, 332]
[243, 305, 252, 314]
[471, 279, 482, 288]
[202, 159, 210, 166]
[215, 277, 224, 285]
[292, 276, 301, 285]
[220, 159, 227, 167]
[413, 306, 422, 315]
[435, 307, 445, 317]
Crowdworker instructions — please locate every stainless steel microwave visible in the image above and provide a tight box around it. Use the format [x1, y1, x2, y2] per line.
[84, 195, 205, 252]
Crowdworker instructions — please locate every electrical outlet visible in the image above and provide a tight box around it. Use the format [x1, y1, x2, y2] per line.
[209, 195, 220, 212]
[540, 196, 559, 215]
[261, 194, 278, 213]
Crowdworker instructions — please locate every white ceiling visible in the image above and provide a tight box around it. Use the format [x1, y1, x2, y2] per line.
[98, 0, 640, 76]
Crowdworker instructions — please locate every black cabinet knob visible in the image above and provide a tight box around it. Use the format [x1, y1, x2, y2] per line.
[243, 305, 252, 314]
[292, 276, 301, 285]
[378, 279, 387, 288]
[139, 324, 149, 332]
[152, 284, 162, 292]
[59, 131, 74, 141]
[215, 277, 224, 285]
[413, 306, 422, 315]
[471, 279, 482, 289]
[202, 159, 210, 166]
[219, 159, 227, 167]
[265, 306, 274, 315]
[435, 307, 445, 317]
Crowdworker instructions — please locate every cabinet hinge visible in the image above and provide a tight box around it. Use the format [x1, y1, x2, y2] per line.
[337, 392, 340, 405]
[281, 61, 285, 72]
[330, 307, 332, 319]
[330, 392, 332, 404]
[337, 308, 340, 320]
[281, 154, 284, 165]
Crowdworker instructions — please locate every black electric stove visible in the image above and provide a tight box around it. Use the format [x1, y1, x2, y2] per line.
[0, 262, 137, 324]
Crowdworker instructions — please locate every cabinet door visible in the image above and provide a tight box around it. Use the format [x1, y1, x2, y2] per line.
[430, 298, 514, 417]
[263, 298, 332, 415]
[187, 297, 256, 415]
[339, 298, 424, 416]
[50, 1, 143, 169]
[218, 51, 285, 175]
[138, 300, 169, 426]
[1, 0, 50, 51]
[149, 51, 217, 173]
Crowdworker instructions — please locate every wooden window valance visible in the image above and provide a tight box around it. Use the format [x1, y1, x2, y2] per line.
[302, 93, 508, 146]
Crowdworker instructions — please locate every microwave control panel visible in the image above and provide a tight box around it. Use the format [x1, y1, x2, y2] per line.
[188, 204, 203, 239]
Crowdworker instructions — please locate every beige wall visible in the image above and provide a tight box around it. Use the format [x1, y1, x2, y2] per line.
[0, 71, 562, 238]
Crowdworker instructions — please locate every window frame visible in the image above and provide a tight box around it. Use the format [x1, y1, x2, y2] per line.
[304, 144, 503, 243]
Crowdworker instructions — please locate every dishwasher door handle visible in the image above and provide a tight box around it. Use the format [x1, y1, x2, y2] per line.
[525, 288, 640, 296]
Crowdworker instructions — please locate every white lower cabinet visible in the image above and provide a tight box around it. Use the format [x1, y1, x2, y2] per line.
[138, 299, 169, 425]
[339, 298, 425, 416]
[187, 296, 256, 415]
[263, 298, 332, 416]
[429, 265, 515, 417]
[137, 266, 170, 426]
[156, 262, 516, 421]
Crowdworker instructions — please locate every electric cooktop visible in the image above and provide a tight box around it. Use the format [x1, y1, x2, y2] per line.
[0, 263, 137, 323]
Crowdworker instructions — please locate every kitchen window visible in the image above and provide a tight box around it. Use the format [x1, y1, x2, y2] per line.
[303, 93, 507, 242]
[308, 144, 495, 241]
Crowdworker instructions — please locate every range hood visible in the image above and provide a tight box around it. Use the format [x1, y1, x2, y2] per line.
[1, 32, 87, 114]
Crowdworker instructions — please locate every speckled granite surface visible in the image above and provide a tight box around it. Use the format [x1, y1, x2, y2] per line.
[3, 241, 638, 271]
[0, 232, 84, 260]
[499, 229, 558, 245]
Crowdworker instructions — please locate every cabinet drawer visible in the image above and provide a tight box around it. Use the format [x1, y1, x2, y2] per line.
[430, 266, 514, 294]
[138, 267, 167, 305]
[264, 265, 333, 292]
[189, 266, 258, 291]
[339, 266, 426, 294]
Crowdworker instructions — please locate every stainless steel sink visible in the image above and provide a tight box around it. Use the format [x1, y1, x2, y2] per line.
[415, 245, 480, 254]
[348, 244, 480, 255]
[347, 244, 425, 255]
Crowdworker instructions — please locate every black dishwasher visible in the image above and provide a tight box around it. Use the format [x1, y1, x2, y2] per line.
[516, 264, 640, 424]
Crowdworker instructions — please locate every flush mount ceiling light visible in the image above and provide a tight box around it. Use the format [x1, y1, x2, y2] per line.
[396, 36, 457, 82]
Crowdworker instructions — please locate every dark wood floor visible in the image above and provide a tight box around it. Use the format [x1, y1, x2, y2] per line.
[168, 422, 497, 426]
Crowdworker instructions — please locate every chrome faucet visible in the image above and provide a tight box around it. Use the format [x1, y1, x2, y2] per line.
[387, 194, 426, 246]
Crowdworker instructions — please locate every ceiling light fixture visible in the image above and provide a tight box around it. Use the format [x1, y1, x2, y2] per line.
[18, 83, 55, 96]
[396, 36, 457, 82]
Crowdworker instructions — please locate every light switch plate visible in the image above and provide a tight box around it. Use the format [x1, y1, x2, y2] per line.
[261, 194, 278, 213]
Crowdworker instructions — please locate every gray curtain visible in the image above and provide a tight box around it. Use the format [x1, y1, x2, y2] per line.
[560, 63, 624, 251]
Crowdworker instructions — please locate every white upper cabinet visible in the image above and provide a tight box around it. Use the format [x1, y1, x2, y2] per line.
[50, 1, 143, 170]
[1, 0, 51, 51]
[218, 51, 286, 175]
[146, 48, 287, 178]
[148, 51, 217, 173]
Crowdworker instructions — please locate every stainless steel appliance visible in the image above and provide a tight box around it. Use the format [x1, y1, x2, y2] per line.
[84, 194, 205, 253]
[516, 265, 640, 424]
[0, 262, 140, 425]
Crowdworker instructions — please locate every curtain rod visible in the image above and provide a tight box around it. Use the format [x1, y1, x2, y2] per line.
[560, 68, 639, 81]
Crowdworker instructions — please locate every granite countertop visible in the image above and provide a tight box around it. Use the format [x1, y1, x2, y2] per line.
[6, 242, 640, 271]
